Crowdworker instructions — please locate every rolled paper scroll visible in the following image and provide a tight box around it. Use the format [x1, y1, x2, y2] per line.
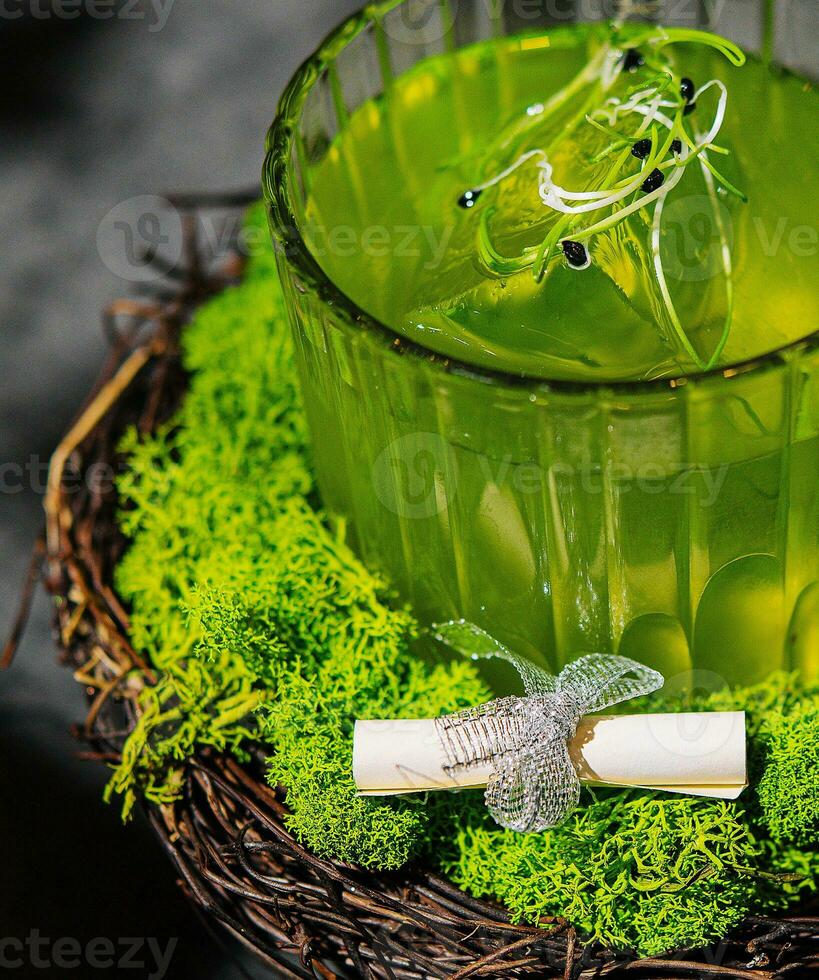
[353, 623, 747, 832]
[353, 711, 748, 799]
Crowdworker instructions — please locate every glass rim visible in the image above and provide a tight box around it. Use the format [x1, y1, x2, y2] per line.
[264, 0, 819, 395]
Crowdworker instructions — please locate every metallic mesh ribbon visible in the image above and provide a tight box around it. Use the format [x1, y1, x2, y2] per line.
[432, 621, 664, 833]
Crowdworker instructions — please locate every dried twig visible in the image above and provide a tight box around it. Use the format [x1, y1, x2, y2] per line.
[1, 535, 45, 669]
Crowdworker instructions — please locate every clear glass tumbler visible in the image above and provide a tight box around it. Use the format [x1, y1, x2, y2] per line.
[265, 0, 818, 687]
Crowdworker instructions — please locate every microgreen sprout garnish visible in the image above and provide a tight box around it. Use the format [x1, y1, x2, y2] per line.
[622, 47, 645, 72]
[458, 189, 483, 209]
[641, 168, 665, 193]
[562, 240, 590, 269]
[457, 26, 747, 372]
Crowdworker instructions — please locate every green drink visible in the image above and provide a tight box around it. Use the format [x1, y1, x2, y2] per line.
[265, 3, 818, 687]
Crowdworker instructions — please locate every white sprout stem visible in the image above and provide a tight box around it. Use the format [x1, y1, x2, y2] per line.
[702, 154, 733, 285]
[538, 159, 620, 200]
[597, 87, 663, 126]
[537, 106, 677, 216]
[536, 75, 725, 221]
[470, 149, 547, 193]
[699, 147, 735, 368]
[624, 102, 677, 133]
[651, 183, 703, 367]
[539, 165, 647, 214]
[539, 95, 682, 217]
[634, 92, 663, 134]
[600, 45, 625, 90]
[651, 144, 734, 371]
[693, 79, 728, 151]
[574, 161, 687, 241]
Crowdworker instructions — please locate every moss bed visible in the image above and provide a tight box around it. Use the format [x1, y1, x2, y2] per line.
[107, 205, 818, 957]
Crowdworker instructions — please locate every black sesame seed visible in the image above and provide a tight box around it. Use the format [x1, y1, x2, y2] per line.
[641, 168, 665, 194]
[683, 100, 697, 116]
[561, 239, 589, 268]
[622, 48, 644, 72]
[458, 188, 483, 209]
[680, 77, 695, 102]
[671, 139, 682, 155]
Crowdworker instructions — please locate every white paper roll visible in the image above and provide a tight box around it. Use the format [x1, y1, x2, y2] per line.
[353, 711, 746, 801]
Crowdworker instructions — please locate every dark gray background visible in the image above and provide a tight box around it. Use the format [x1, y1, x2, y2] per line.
[0, 2, 358, 977]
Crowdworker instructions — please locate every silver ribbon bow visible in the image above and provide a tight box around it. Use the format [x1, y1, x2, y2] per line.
[433, 621, 664, 833]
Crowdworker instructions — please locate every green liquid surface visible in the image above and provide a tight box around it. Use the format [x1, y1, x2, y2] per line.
[285, 23, 819, 686]
[305, 25, 817, 382]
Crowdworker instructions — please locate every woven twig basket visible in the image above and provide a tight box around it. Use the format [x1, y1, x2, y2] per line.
[14, 196, 817, 980]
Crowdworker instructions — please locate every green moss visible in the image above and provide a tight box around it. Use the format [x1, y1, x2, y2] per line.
[446, 795, 761, 955]
[440, 674, 818, 954]
[104, 653, 263, 819]
[112, 202, 488, 865]
[191, 499, 488, 867]
[756, 703, 818, 848]
[646, 673, 819, 852]
[110, 202, 817, 954]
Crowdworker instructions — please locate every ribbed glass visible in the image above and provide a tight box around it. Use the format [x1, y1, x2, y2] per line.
[265, 0, 818, 687]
